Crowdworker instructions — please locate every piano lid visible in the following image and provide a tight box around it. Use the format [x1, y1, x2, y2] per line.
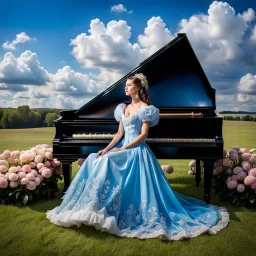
[75, 33, 216, 119]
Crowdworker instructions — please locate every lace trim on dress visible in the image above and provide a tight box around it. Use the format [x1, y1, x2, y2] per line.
[46, 177, 230, 240]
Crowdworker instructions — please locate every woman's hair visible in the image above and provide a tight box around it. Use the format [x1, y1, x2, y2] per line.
[127, 76, 151, 105]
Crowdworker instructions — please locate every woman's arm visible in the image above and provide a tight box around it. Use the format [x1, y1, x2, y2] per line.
[104, 120, 125, 151]
[121, 121, 150, 149]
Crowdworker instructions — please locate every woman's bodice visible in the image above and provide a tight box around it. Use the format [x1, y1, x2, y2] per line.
[114, 103, 160, 144]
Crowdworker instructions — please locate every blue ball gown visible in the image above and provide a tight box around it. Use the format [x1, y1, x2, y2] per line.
[46, 103, 230, 240]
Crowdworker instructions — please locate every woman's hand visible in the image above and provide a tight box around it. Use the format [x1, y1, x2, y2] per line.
[96, 148, 109, 159]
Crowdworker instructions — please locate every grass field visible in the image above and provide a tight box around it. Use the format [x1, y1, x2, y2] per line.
[0, 121, 255, 256]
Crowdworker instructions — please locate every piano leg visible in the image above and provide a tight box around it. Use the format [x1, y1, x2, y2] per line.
[62, 162, 72, 195]
[203, 159, 215, 204]
[195, 159, 201, 187]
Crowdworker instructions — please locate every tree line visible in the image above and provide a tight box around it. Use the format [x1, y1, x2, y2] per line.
[0, 105, 61, 129]
[222, 115, 256, 121]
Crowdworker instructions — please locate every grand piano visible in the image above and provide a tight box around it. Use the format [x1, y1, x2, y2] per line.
[53, 33, 224, 204]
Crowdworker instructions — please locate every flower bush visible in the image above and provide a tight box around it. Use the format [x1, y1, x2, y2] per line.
[188, 147, 256, 207]
[0, 144, 63, 206]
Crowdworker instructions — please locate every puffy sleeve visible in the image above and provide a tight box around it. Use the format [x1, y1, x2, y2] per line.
[138, 105, 160, 127]
[114, 103, 126, 122]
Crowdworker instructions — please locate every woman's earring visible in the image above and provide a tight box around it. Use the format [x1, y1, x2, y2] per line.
[135, 92, 139, 98]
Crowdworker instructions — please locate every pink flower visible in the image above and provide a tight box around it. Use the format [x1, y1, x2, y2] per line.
[9, 181, 18, 188]
[36, 174, 43, 181]
[189, 160, 196, 168]
[231, 175, 239, 181]
[231, 146, 240, 151]
[26, 173, 35, 181]
[244, 176, 256, 186]
[9, 157, 15, 163]
[241, 161, 252, 172]
[226, 177, 232, 185]
[3, 150, 11, 158]
[237, 171, 247, 181]
[9, 166, 17, 173]
[42, 168, 52, 178]
[18, 172, 26, 179]
[241, 153, 251, 161]
[30, 169, 37, 176]
[166, 165, 174, 174]
[0, 177, 8, 188]
[237, 184, 245, 193]
[9, 173, 19, 181]
[215, 159, 223, 167]
[233, 167, 243, 175]
[0, 160, 8, 167]
[223, 158, 231, 167]
[248, 156, 256, 164]
[239, 148, 248, 153]
[26, 181, 36, 190]
[45, 161, 51, 167]
[227, 180, 238, 189]
[22, 164, 31, 173]
[45, 152, 53, 160]
[223, 149, 227, 158]
[188, 170, 194, 175]
[248, 168, 256, 177]
[34, 155, 43, 163]
[249, 148, 256, 153]
[229, 153, 238, 161]
[51, 160, 57, 167]
[251, 182, 256, 189]
[215, 166, 223, 173]
[16, 166, 22, 172]
[0, 154, 4, 160]
[20, 178, 29, 185]
[34, 177, 41, 186]
[29, 162, 36, 168]
[226, 168, 233, 175]
[0, 165, 8, 173]
[36, 163, 44, 170]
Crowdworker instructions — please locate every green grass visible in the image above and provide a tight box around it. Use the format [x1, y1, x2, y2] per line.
[0, 121, 255, 256]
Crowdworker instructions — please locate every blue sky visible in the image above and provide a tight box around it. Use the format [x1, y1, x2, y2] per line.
[0, 0, 256, 111]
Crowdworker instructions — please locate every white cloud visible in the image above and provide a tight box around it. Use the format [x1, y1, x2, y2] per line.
[49, 65, 101, 97]
[238, 73, 256, 95]
[178, 1, 255, 64]
[2, 32, 35, 50]
[251, 25, 256, 41]
[110, 4, 133, 13]
[70, 17, 175, 86]
[237, 94, 252, 103]
[0, 51, 50, 85]
[138, 16, 175, 55]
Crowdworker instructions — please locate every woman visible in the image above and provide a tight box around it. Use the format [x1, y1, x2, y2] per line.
[46, 73, 230, 240]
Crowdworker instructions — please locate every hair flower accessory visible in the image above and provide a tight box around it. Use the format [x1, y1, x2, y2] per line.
[134, 73, 149, 91]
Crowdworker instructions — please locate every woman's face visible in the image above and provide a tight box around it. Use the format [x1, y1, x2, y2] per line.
[125, 79, 138, 97]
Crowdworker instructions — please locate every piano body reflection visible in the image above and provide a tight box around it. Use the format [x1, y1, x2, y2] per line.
[53, 33, 223, 204]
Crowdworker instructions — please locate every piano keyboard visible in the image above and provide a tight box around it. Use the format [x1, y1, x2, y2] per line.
[72, 133, 215, 143]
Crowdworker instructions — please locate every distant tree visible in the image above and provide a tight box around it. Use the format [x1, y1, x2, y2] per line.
[45, 113, 59, 127]
[17, 105, 31, 122]
[254, 117, 256, 122]
[8, 110, 26, 128]
[241, 115, 253, 121]
[27, 111, 41, 128]
[235, 116, 240, 121]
